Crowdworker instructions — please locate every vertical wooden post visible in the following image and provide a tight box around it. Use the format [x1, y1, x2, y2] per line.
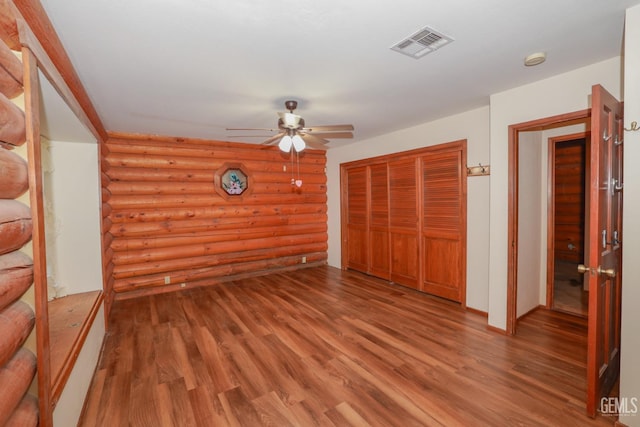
[22, 46, 52, 427]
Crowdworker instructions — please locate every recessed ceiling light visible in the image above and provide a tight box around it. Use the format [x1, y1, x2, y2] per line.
[524, 52, 546, 66]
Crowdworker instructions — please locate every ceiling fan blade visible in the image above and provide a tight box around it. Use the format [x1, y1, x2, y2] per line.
[227, 135, 276, 138]
[261, 132, 285, 145]
[306, 132, 353, 139]
[300, 133, 329, 149]
[303, 124, 354, 132]
[226, 127, 280, 132]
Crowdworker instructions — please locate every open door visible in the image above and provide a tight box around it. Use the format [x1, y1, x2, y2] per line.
[582, 84, 623, 417]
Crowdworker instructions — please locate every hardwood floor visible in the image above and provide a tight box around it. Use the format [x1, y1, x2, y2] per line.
[79, 266, 616, 426]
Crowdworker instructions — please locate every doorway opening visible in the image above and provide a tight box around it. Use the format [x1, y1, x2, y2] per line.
[547, 133, 589, 317]
[506, 110, 590, 335]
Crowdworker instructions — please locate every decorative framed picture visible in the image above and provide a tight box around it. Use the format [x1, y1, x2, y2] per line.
[214, 162, 253, 200]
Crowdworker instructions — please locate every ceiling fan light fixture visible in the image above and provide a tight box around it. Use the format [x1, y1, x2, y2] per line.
[279, 135, 293, 152]
[292, 134, 305, 152]
[278, 112, 302, 129]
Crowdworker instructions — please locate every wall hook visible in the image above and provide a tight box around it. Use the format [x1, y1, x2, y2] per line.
[624, 121, 639, 132]
[467, 163, 490, 176]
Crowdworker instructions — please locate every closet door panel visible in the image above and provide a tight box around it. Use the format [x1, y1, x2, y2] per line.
[421, 149, 466, 302]
[389, 158, 419, 289]
[345, 166, 368, 272]
[369, 163, 390, 278]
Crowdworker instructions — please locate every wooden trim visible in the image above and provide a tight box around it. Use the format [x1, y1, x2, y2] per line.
[546, 131, 589, 310]
[342, 139, 465, 168]
[506, 109, 590, 336]
[465, 306, 488, 317]
[12, 0, 107, 141]
[49, 290, 103, 408]
[546, 137, 556, 309]
[22, 45, 52, 427]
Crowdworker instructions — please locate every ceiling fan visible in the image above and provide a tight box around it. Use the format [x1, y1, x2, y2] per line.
[226, 100, 354, 151]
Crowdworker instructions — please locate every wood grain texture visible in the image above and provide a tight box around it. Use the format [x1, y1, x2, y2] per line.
[0, 300, 35, 368]
[0, 38, 23, 99]
[0, 348, 37, 426]
[0, 147, 29, 198]
[0, 250, 33, 311]
[0, 90, 25, 148]
[0, 199, 32, 255]
[103, 135, 328, 296]
[3, 393, 38, 427]
[80, 266, 615, 427]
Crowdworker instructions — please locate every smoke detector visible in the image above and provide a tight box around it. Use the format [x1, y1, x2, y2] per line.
[524, 52, 546, 66]
[391, 26, 454, 59]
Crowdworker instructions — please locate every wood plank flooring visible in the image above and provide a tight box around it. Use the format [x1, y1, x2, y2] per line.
[79, 266, 616, 426]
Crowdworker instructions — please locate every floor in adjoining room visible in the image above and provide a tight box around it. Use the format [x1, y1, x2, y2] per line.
[80, 266, 616, 426]
[554, 260, 589, 317]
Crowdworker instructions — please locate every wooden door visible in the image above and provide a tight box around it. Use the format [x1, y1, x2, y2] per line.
[388, 158, 419, 289]
[344, 166, 369, 272]
[421, 149, 466, 302]
[584, 84, 623, 417]
[369, 163, 390, 279]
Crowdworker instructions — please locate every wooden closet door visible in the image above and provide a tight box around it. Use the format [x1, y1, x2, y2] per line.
[388, 158, 419, 289]
[344, 166, 368, 272]
[421, 149, 466, 302]
[369, 163, 390, 279]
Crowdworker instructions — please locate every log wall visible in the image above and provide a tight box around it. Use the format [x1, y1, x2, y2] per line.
[103, 134, 328, 299]
[0, 10, 38, 424]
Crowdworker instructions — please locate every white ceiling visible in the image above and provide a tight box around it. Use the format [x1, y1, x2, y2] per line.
[38, 0, 639, 147]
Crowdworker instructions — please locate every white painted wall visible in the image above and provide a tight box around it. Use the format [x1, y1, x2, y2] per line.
[488, 57, 621, 329]
[620, 5, 640, 426]
[53, 305, 105, 427]
[517, 131, 543, 317]
[327, 106, 491, 311]
[42, 139, 103, 297]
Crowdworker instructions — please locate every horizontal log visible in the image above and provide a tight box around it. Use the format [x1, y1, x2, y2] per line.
[3, 393, 38, 427]
[113, 252, 328, 292]
[0, 348, 37, 426]
[101, 187, 111, 202]
[109, 212, 327, 238]
[106, 179, 325, 196]
[0, 1, 20, 50]
[105, 152, 326, 174]
[112, 232, 327, 265]
[0, 301, 35, 367]
[102, 202, 112, 218]
[106, 165, 327, 185]
[0, 251, 33, 311]
[110, 203, 325, 224]
[103, 232, 114, 249]
[106, 137, 326, 163]
[0, 147, 28, 198]
[113, 241, 327, 280]
[0, 91, 25, 147]
[0, 200, 32, 255]
[0, 40, 22, 99]
[102, 217, 112, 234]
[100, 171, 111, 187]
[111, 222, 327, 252]
[108, 192, 327, 210]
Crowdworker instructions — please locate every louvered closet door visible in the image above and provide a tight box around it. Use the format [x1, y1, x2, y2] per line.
[421, 149, 466, 302]
[389, 158, 419, 289]
[345, 166, 368, 272]
[369, 163, 390, 279]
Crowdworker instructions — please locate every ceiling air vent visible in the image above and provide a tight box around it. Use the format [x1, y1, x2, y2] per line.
[391, 26, 453, 59]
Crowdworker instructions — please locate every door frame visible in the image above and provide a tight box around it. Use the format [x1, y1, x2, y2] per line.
[507, 109, 590, 335]
[546, 131, 589, 311]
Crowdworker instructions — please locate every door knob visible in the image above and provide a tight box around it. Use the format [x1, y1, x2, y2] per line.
[577, 264, 590, 274]
[597, 266, 616, 278]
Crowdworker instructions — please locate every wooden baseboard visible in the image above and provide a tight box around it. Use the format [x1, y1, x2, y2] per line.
[465, 307, 488, 317]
